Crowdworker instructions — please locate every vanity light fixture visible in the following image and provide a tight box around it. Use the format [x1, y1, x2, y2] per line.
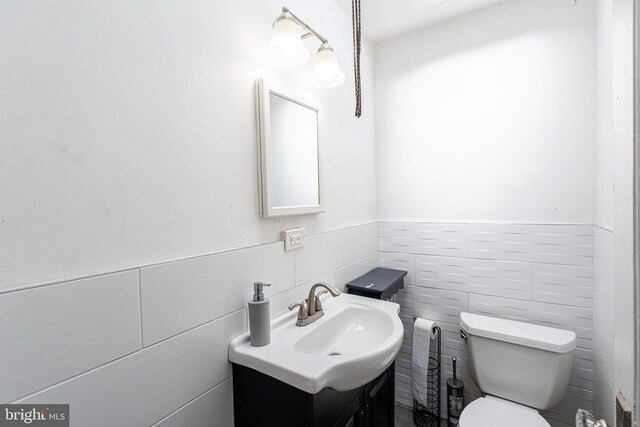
[266, 7, 346, 88]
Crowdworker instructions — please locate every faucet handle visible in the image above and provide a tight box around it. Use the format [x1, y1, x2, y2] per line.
[288, 301, 308, 319]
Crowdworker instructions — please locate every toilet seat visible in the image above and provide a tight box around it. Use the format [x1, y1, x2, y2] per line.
[458, 396, 550, 427]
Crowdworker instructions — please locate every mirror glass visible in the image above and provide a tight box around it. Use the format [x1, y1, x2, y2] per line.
[270, 93, 319, 208]
[256, 79, 323, 217]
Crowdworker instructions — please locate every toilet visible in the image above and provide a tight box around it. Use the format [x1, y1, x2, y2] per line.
[458, 312, 577, 427]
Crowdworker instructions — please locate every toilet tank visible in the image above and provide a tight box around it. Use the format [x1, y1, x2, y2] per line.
[460, 312, 576, 410]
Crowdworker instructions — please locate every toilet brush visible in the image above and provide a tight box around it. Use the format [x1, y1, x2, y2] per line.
[446, 357, 464, 426]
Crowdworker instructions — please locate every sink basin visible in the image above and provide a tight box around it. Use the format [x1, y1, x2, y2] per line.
[228, 293, 403, 394]
[294, 306, 394, 357]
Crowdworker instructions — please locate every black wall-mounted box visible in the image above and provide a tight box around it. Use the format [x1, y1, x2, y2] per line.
[346, 267, 407, 300]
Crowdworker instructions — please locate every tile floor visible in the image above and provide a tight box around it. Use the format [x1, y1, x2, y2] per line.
[394, 403, 448, 426]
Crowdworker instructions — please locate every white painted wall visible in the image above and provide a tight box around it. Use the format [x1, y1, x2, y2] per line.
[374, 1, 621, 425]
[591, 0, 637, 420]
[0, 0, 380, 425]
[2, 0, 637, 425]
[375, 0, 596, 224]
[611, 0, 636, 409]
[0, 0, 377, 292]
[595, 0, 615, 231]
[593, 0, 616, 423]
[332, 0, 513, 42]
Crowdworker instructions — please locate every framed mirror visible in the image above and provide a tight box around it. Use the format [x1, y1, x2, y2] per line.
[255, 79, 323, 217]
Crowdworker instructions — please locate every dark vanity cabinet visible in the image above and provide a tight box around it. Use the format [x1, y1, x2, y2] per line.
[232, 362, 395, 427]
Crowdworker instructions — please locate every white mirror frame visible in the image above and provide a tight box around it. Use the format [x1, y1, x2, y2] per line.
[255, 78, 324, 218]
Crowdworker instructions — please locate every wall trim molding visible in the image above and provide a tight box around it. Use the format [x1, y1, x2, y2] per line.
[0, 222, 378, 297]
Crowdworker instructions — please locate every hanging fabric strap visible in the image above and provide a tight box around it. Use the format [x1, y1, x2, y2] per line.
[352, 0, 362, 117]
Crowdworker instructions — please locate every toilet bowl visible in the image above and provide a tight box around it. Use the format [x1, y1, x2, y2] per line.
[459, 396, 549, 427]
[458, 312, 577, 427]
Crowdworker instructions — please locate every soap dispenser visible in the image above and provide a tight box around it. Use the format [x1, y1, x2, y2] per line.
[248, 282, 271, 347]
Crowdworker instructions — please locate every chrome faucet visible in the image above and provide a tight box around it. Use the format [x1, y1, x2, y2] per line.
[288, 282, 341, 327]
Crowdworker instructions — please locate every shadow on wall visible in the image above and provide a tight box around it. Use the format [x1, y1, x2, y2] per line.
[378, 0, 588, 75]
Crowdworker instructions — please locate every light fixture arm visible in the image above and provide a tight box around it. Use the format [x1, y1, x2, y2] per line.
[281, 7, 328, 44]
[266, 6, 345, 88]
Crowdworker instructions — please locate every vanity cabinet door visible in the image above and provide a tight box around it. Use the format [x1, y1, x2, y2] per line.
[310, 385, 362, 427]
[363, 366, 395, 427]
[232, 362, 395, 427]
[232, 363, 308, 427]
[332, 394, 364, 427]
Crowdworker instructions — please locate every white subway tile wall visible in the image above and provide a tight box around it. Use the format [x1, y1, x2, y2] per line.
[4, 223, 379, 427]
[416, 255, 532, 299]
[467, 223, 593, 266]
[21, 310, 247, 427]
[152, 379, 234, 427]
[380, 222, 467, 257]
[140, 242, 295, 346]
[594, 227, 614, 283]
[532, 264, 593, 308]
[592, 227, 615, 425]
[380, 222, 596, 427]
[293, 223, 379, 286]
[0, 271, 141, 402]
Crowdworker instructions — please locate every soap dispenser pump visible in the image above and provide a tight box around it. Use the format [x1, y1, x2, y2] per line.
[248, 282, 271, 347]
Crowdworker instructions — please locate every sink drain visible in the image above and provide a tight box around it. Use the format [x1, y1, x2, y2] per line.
[328, 352, 341, 356]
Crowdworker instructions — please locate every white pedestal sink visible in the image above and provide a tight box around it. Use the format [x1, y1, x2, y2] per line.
[228, 293, 404, 394]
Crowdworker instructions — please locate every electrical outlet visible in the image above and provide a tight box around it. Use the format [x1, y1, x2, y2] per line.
[282, 228, 305, 251]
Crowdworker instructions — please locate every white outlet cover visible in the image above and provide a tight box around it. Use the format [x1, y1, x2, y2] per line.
[282, 228, 305, 251]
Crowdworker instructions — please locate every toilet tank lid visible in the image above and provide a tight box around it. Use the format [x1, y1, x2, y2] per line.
[460, 312, 577, 353]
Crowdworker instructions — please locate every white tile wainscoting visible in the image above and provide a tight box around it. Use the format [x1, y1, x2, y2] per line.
[592, 226, 615, 425]
[380, 222, 613, 427]
[0, 221, 616, 427]
[0, 223, 378, 427]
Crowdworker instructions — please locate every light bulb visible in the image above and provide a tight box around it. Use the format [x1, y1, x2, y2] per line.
[265, 14, 309, 68]
[311, 43, 345, 88]
[278, 41, 297, 59]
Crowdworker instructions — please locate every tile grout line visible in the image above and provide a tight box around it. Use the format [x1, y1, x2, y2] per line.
[149, 378, 232, 426]
[398, 283, 595, 311]
[379, 250, 593, 268]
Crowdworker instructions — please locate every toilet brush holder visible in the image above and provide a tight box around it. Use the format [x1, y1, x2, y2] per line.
[413, 323, 441, 427]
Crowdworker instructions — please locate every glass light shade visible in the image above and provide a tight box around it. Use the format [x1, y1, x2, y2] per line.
[311, 44, 346, 88]
[265, 16, 309, 68]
